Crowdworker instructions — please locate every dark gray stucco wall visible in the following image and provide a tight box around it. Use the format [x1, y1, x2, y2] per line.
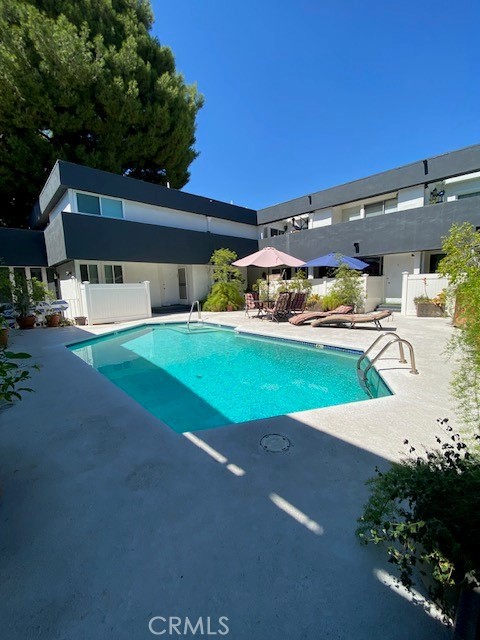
[0, 228, 48, 266]
[258, 143, 480, 224]
[35, 160, 257, 228]
[46, 213, 258, 266]
[258, 197, 480, 259]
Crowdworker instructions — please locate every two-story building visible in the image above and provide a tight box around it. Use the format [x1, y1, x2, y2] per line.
[258, 143, 480, 302]
[1, 143, 480, 318]
[1, 160, 258, 315]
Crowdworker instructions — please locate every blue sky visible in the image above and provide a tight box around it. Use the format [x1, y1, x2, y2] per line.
[152, 0, 479, 210]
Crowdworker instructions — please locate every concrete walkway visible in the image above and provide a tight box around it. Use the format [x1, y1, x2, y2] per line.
[0, 313, 457, 639]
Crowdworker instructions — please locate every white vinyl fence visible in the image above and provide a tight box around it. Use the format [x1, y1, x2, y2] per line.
[310, 275, 385, 312]
[80, 281, 152, 324]
[401, 273, 449, 316]
[267, 274, 385, 312]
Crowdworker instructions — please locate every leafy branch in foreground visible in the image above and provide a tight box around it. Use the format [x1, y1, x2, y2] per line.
[438, 223, 480, 432]
[0, 349, 39, 403]
[357, 419, 480, 619]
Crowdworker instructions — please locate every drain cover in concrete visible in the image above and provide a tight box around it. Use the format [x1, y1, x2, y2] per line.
[260, 434, 291, 452]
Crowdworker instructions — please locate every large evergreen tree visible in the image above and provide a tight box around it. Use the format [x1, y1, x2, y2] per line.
[0, 0, 203, 227]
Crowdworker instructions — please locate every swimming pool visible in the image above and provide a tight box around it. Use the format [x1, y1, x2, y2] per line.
[68, 323, 391, 432]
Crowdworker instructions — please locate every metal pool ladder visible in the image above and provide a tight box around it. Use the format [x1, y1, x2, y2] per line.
[357, 332, 419, 391]
[187, 300, 202, 332]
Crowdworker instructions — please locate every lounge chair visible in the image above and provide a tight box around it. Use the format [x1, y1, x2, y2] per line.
[310, 310, 392, 330]
[244, 293, 263, 317]
[289, 305, 354, 326]
[260, 292, 291, 322]
[288, 292, 308, 314]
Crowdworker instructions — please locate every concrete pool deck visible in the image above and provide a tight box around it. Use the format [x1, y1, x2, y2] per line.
[0, 312, 457, 639]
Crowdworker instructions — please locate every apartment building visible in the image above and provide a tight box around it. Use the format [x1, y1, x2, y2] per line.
[1, 144, 479, 313]
[257, 143, 480, 301]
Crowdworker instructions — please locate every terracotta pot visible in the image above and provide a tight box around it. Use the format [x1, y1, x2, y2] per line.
[0, 327, 8, 348]
[17, 315, 36, 330]
[46, 313, 61, 327]
[226, 304, 234, 312]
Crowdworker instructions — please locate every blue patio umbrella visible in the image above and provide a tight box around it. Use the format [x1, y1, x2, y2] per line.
[302, 252, 369, 270]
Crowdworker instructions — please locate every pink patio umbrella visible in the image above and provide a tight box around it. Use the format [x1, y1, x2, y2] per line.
[233, 246, 304, 299]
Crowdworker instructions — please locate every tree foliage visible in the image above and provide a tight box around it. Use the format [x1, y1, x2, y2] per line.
[203, 249, 244, 311]
[330, 263, 364, 309]
[438, 223, 480, 430]
[210, 248, 243, 285]
[358, 420, 480, 619]
[0, 0, 203, 227]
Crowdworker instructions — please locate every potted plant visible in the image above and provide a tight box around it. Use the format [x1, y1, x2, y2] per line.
[12, 283, 37, 329]
[45, 312, 62, 327]
[414, 294, 445, 317]
[11, 274, 52, 329]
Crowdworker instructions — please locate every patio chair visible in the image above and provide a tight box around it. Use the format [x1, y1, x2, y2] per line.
[260, 292, 291, 322]
[310, 310, 392, 330]
[288, 292, 308, 314]
[289, 305, 354, 326]
[244, 292, 263, 317]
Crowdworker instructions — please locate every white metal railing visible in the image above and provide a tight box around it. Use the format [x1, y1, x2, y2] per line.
[357, 332, 418, 396]
[187, 300, 202, 331]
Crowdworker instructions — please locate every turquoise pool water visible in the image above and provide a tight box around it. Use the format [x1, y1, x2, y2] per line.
[69, 324, 391, 432]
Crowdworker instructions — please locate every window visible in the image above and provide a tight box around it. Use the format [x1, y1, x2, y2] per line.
[104, 265, 123, 284]
[30, 268, 43, 282]
[429, 253, 446, 273]
[365, 198, 398, 218]
[458, 191, 480, 200]
[342, 206, 361, 222]
[79, 264, 99, 283]
[362, 257, 384, 276]
[76, 193, 101, 215]
[76, 193, 123, 219]
[365, 202, 384, 218]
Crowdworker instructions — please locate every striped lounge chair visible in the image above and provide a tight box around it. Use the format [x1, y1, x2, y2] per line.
[288, 305, 354, 326]
[310, 310, 392, 330]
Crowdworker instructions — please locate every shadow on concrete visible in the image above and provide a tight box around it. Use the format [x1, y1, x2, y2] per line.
[0, 325, 450, 640]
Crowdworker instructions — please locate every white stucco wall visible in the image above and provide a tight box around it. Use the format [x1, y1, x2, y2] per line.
[123, 263, 163, 307]
[397, 185, 424, 211]
[124, 200, 207, 232]
[207, 216, 257, 239]
[49, 189, 73, 221]
[190, 265, 212, 302]
[69, 190, 256, 240]
[445, 174, 480, 200]
[311, 208, 333, 228]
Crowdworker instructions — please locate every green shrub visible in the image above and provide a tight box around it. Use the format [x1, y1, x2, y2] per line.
[330, 263, 364, 309]
[438, 223, 480, 429]
[203, 248, 245, 311]
[319, 293, 342, 311]
[277, 269, 312, 294]
[357, 420, 480, 618]
[203, 282, 244, 312]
